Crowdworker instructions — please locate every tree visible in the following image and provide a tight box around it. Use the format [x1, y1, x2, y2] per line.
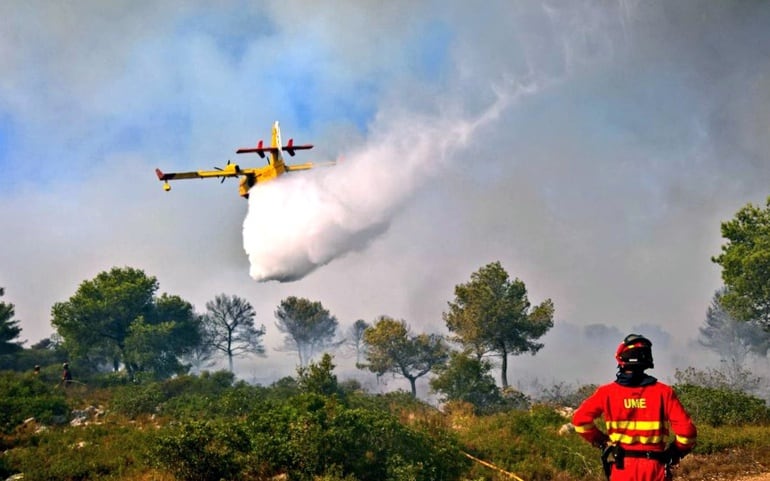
[183, 316, 217, 373]
[275, 296, 340, 367]
[123, 294, 204, 380]
[675, 365, 763, 396]
[700, 289, 769, 362]
[712, 197, 770, 325]
[443, 261, 554, 388]
[52, 267, 156, 372]
[203, 294, 265, 372]
[0, 288, 24, 366]
[296, 353, 340, 397]
[361, 316, 449, 397]
[698, 289, 769, 391]
[50, 267, 201, 379]
[346, 319, 369, 365]
[430, 351, 503, 413]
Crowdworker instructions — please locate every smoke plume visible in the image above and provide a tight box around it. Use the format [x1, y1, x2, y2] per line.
[242, 89, 520, 282]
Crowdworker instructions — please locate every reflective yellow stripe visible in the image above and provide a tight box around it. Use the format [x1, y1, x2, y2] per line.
[574, 423, 597, 434]
[675, 435, 695, 445]
[609, 433, 664, 444]
[605, 420, 662, 430]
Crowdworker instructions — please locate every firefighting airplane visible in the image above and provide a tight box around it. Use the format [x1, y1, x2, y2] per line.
[155, 121, 330, 199]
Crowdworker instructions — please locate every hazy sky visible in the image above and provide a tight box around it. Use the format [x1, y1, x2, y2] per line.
[2, 1, 769, 393]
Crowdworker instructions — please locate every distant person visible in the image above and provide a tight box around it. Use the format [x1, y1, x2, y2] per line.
[62, 362, 73, 386]
[33, 365, 40, 376]
[572, 334, 697, 481]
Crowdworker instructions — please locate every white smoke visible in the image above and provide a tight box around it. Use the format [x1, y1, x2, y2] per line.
[242, 86, 525, 282]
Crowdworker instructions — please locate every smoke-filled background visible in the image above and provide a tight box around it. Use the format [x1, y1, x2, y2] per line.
[2, 1, 770, 394]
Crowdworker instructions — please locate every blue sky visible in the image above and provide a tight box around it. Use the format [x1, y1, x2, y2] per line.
[1, 1, 770, 392]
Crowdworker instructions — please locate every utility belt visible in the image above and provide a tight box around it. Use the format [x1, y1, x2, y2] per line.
[602, 445, 672, 480]
[619, 449, 668, 464]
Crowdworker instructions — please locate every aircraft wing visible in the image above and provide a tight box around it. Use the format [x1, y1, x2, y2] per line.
[155, 163, 243, 193]
[156, 169, 203, 181]
[156, 164, 241, 181]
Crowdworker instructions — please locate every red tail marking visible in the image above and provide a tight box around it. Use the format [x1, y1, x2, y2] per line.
[235, 139, 267, 157]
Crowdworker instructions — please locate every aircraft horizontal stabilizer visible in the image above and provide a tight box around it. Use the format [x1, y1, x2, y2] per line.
[284, 138, 313, 156]
[236, 140, 313, 156]
[236, 140, 270, 157]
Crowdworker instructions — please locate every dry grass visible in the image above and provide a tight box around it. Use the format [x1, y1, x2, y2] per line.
[676, 447, 770, 481]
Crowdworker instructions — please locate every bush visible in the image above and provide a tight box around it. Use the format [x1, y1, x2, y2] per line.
[675, 384, 770, 427]
[110, 382, 164, 418]
[0, 372, 68, 432]
[149, 420, 250, 481]
[160, 379, 268, 420]
[149, 392, 468, 481]
[160, 370, 235, 398]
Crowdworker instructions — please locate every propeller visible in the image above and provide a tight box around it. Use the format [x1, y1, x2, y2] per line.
[214, 160, 232, 183]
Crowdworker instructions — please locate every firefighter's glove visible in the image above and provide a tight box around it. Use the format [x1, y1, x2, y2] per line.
[593, 435, 610, 450]
[664, 444, 683, 466]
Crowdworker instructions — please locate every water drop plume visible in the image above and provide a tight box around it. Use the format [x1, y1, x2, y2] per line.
[243, 88, 522, 282]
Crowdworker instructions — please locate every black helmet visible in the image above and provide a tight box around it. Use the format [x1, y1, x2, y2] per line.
[615, 334, 654, 370]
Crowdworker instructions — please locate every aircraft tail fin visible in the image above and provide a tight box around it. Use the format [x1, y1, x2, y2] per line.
[234, 121, 312, 165]
[270, 121, 284, 168]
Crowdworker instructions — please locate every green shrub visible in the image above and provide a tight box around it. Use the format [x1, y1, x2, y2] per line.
[159, 393, 215, 419]
[248, 393, 467, 481]
[149, 419, 250, 481]
[149, 392, 468, 481]
[213, 381, 267, 416]
[0, 372, 68, 432]
[160, 370, 235, 398]
[675, 384, 770, 427]
[109, 372, 270, 421]
[160, 379, 268, 420]
[110, 382, 164, 418]
[0, 453, 13, 480]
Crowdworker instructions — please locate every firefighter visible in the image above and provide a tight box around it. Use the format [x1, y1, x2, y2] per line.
[62, 362, 73, 387]
[572, 334, 697, 480]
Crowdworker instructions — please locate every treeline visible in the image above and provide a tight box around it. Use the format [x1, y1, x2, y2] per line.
[4, 195, 770, 405]
[0, 261, 555, 407]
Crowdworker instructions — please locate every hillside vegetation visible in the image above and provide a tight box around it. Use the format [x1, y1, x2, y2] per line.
[3, 360, 770, 481]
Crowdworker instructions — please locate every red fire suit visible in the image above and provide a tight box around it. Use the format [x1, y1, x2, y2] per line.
[572, 379, 696, 481]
